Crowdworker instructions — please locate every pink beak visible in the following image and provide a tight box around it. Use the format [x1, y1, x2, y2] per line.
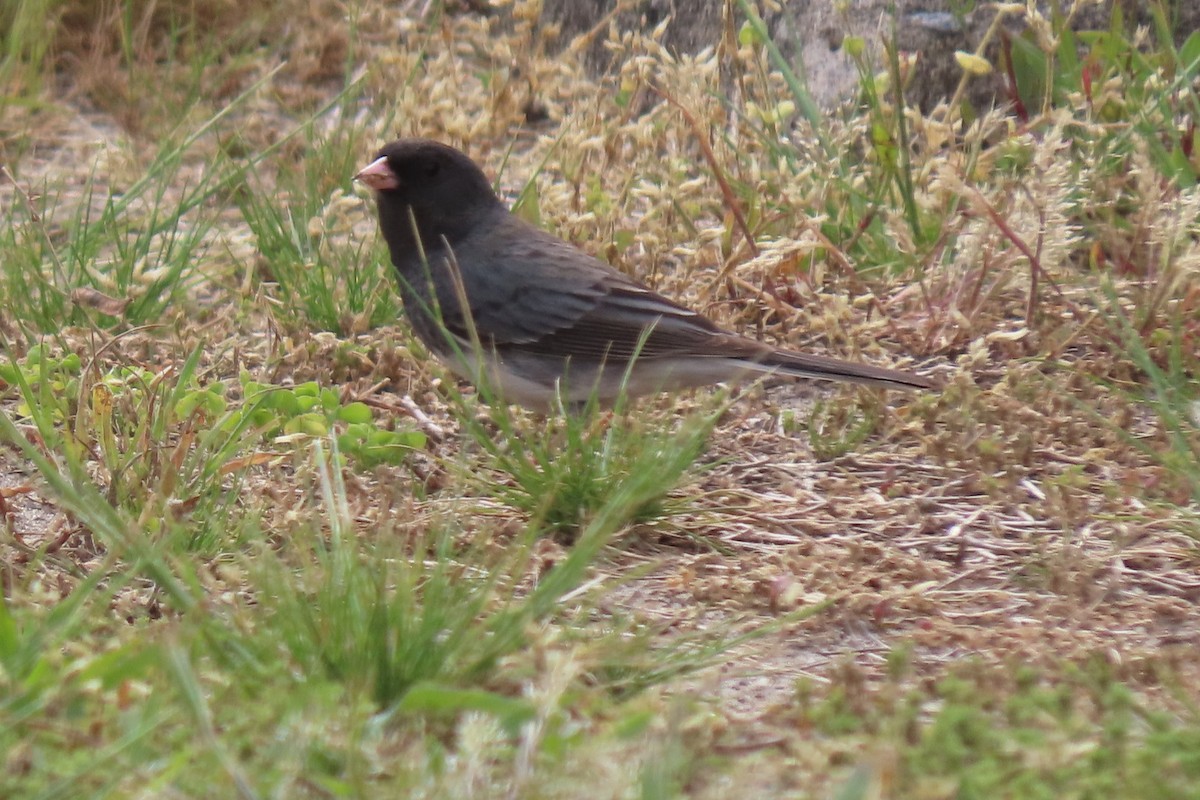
[354, 156, 399, 191]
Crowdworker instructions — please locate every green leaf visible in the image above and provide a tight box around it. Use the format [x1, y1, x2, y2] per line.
[1008, 32, 1049, 110]
[174, 390, 209, 420]
[295, 395, 320, 413]
[284, 412, 328, 436]
[403, 431, 430, 449]
[267, 389, 301, 416]
[337, 402, 372, 425]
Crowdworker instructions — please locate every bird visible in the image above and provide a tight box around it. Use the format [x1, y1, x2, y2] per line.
[355, 138, 934, 410]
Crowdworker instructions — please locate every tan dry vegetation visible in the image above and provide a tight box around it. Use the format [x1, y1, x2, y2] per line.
[4, 0, 1200, 767]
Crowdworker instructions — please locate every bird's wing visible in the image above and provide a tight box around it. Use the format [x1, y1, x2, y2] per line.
[423, 216, 739, 358]
[413, 217, 606, 344]
[512, 276, 762, 361]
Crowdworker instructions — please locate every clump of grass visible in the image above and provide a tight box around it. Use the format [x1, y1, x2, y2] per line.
[248, 439, 556, 709]
[237, 122, 403, 334]
[0, 340, 429, 551]
[448, 381, 724, 541]
[1089, 278, 1200, 510]
[0, 69, 285, 333]
[1, 341, 270, 553]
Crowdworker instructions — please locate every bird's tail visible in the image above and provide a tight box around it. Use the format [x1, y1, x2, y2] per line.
[754, 346, 935, 391]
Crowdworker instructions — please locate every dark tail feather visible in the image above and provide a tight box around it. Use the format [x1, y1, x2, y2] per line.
[758, 347, 936, 391]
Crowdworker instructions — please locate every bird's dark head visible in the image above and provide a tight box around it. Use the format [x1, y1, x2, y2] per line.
[355, 139, 503, 262]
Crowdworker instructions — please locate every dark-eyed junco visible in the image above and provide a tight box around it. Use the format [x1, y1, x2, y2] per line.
[356, 138, 934, 409]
